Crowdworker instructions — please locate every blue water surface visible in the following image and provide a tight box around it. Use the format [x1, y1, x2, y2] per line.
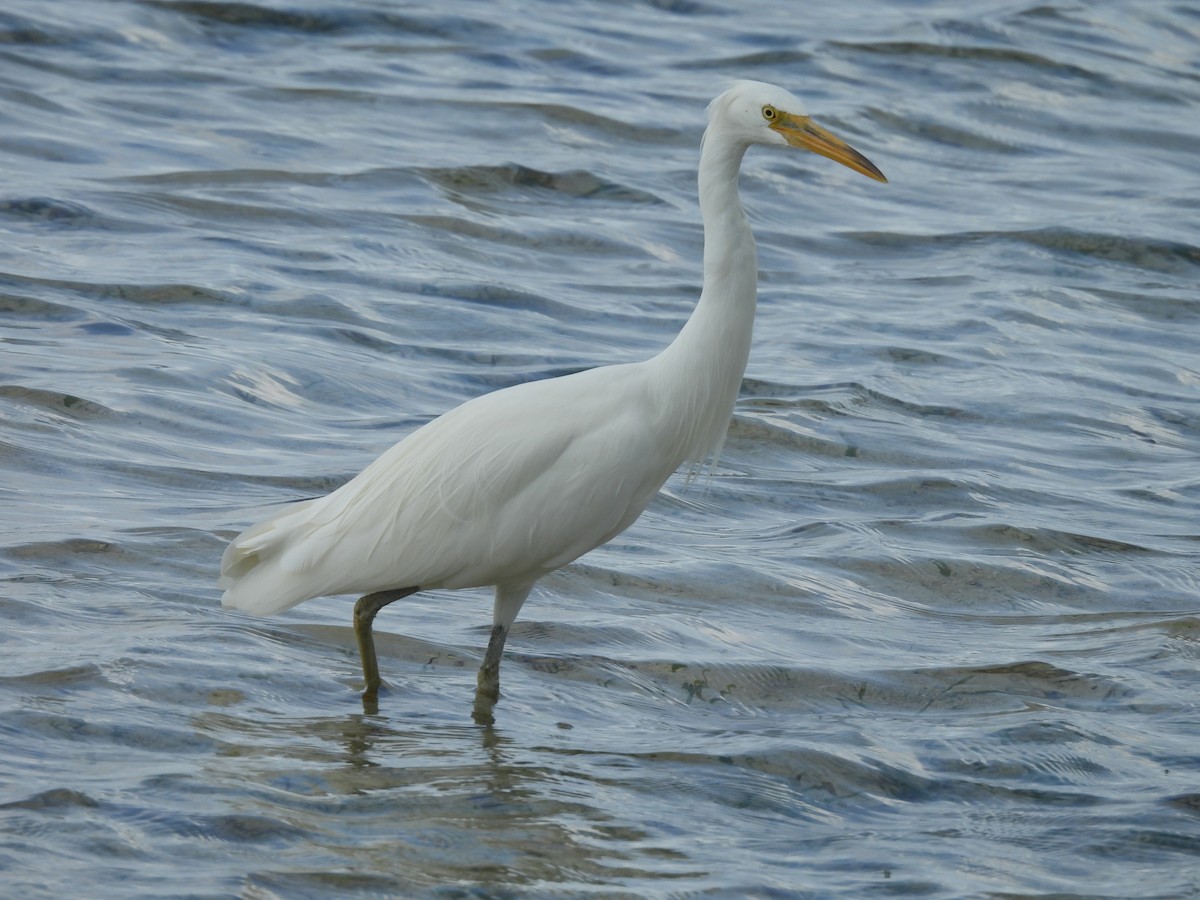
[2, 0, 1199, 896]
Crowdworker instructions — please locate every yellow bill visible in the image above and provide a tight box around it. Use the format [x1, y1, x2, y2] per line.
[771, 112, 887, 183]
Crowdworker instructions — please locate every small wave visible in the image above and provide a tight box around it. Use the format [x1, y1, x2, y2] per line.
[496, 101, 682, 145]
[0, 788, 100, 811]
[0, 136, 102, 165]
[848, 228, 1200, 275]
[0, 663, 105, 689]
[834, 39, 1093, 77]
[0, 197, 99, 227]
[417, 163, 661, 205]
[905, 659, 1128, 712]
[0, 386, 114, 420]
[3, 536, 122, 562]
[961, 523, 1155, 556]
[143, 0, 475, 40]
[0, 271, 243, 308]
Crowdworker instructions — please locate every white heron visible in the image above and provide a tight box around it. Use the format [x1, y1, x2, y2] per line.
[220, 80, 886, 712]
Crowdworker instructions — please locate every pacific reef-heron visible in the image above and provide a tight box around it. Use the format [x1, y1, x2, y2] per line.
[219, 80, 886, 713]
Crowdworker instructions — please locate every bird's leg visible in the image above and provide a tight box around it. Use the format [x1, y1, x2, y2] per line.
[472, 624, 508, 726]
[353, 587, 418, 703]
[476, 624, 509, 700]
[472, 580, 534, 725]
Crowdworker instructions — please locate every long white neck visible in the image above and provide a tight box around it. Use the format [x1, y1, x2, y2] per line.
[652, 125, 757, 469]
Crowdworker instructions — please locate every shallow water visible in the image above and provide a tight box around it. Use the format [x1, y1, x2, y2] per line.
[2, 0, 1199, 896]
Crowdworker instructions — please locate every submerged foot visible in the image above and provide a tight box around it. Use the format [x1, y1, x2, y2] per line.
[472, 684, 499, 726]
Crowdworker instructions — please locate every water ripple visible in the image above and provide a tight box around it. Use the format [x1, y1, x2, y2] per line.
[1, 0, 1198, 896]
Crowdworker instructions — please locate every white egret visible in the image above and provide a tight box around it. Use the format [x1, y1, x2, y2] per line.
[220, 80, 886, 712]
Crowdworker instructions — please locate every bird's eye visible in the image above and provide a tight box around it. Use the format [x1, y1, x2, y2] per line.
[762, 105, 777, 121]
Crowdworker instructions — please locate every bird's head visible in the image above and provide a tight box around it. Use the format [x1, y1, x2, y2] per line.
[708, 80, 886, 183]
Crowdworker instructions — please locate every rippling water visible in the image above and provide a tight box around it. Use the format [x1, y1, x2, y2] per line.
[3, 0, 1199, 896]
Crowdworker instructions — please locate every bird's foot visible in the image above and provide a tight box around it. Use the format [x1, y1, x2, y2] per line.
[360, 675, 385, 714]
[471, 685, 499, 726]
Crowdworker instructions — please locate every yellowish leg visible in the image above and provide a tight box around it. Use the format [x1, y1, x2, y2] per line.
[476, 624, 508, 699]
[471, 624, 509, 726]
[353, 587, 418, 702]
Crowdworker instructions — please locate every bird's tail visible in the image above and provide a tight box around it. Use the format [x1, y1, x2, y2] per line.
[219, 499, 324, 615]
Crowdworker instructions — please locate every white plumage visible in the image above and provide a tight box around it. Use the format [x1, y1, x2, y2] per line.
[220, 80, 885, 711]
[222, 364, 677, 609]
